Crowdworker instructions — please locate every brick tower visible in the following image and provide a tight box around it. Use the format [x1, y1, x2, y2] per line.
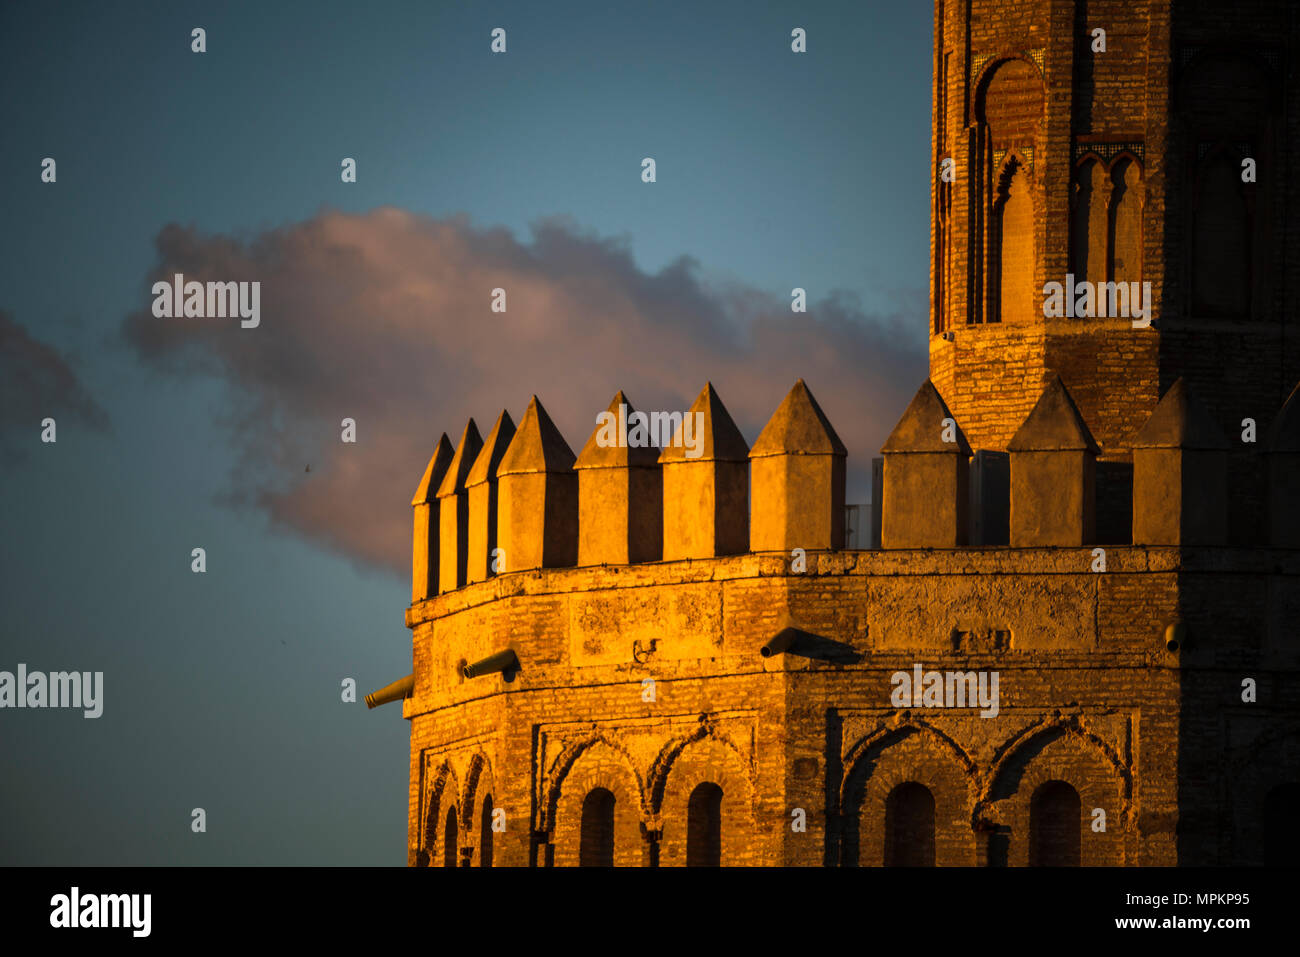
[370, 1, 1300, 868]
[930, 0, 1300, 544]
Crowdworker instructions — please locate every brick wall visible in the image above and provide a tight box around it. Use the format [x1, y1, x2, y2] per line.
[401, 548, 1300, 866]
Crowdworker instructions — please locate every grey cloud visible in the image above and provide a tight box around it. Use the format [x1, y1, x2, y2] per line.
[122, 208, 926, 574]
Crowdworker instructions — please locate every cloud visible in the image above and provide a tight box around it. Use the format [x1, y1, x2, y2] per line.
[0, 310, 109, 464]
[123, 209, 926, 575]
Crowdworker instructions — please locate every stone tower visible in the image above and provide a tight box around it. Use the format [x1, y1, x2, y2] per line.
[930, 0, 1300, 543]
[370, 1, 1300, 868]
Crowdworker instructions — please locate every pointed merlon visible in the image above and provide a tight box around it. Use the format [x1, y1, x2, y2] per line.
[1267, 380, 1300, 452]
[436, 419, 485, 498]
[658, 382, 750, 463]
[750, 379, 847, 458]
[881, 379, 971, 455]
[750, 380, 847, 550]
[498, 396, 576, 475]
[466, 410, 517, 487]
[1007, 374, 1099, 453]
[659, 383, 749, 558]
[411, 433, 455, 506]
[412, 432, 455, 602]
[1131, 378, 1228, 546]
[1131, 379, 1229, 450]
[575, 391, 661, 469]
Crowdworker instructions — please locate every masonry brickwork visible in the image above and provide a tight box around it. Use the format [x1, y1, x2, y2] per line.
[382, 0, 1300, 866]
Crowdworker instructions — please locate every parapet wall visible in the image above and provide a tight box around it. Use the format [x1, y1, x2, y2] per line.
[407, 546, 1300, 699]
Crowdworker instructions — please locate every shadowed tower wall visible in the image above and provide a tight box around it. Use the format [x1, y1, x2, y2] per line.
[930, 0, 1300, 543]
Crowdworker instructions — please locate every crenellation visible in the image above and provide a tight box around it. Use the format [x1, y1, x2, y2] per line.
[660, 383, 749, 560]
[436, 420, 483, 594]
[750, 379, 847, 552]
[1007, 374, 1098, 546]
[465, 410, 516, 585]
[575, 392, 663, 566]
[496, 397, 578, 573]
[410, 433, 454, 603]
[880, 379, 971, 548]
[1130, 378, 1229, 545]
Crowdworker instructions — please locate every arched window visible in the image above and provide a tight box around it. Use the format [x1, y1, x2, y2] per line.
[1030, 781, 1081, 866]
[1263, 783, 1300, 867]
[884, 782, 936, 866]
[579, 788, 615, 867]
[1193, 150, 1250, 317]
[479, 794, 494, 868]
[443, 806, 459, 868]
[1110, 157, 1143, 288]
[1179, 50, 1273, 322]
[936, 175, 952, 334]
[1070, 154, 1144, 317]
[975, 57, 1043, 325]
[992, 157, 1034, 324]
[686, 782, 723, 866]
[1071, 157, 1108, 288]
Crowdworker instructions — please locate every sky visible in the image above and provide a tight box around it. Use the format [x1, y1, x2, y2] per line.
[0, 0, 932, 864]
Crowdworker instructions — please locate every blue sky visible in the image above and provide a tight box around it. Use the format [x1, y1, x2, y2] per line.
[0, 0, 932, 864]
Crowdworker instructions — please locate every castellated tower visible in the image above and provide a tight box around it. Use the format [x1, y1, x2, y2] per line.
[372, 0, 1300, 867]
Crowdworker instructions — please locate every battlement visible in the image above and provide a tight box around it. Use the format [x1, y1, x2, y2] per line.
[411, 377, 1300, 607]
